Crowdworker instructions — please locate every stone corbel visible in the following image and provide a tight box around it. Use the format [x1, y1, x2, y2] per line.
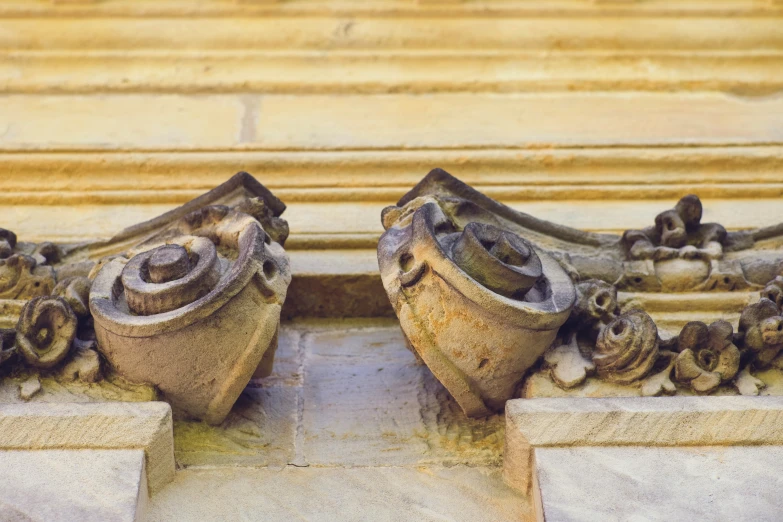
[0, 173, 291, 425]
[379, 169, 783, 415]
[378, 195, 574, 417]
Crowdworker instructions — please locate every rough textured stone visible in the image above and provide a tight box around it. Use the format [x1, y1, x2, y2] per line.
[0, 449, 147, 522]
[171, 322, 504, 470]
[173, 327, 300, 468]
[301, 324, 505, 468]
[302, 327, 432, 466]
[535, 446, 783, 522]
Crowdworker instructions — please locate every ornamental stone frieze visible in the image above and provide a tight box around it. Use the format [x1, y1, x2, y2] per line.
[378, 169, 783, 417]
[0, 173, 291, 424]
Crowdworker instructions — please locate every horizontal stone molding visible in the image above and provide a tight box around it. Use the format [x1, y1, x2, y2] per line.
[3, 51, 783, 94]
[2, 0, 782, 18]
[0, 402, 175, 493]
[504, 396, 783, 495]
[2, 147, 783, 199]
[1, 11, 783, 53]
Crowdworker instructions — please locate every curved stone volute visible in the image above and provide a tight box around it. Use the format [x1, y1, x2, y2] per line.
[378, 201, 575, 417]
[90, 207, 291, 424]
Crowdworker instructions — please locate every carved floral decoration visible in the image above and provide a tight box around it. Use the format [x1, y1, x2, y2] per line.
[544, 275, 783, 397]
[0, 233, 102, 398]
[674, 320, 740, 393]
[15, 296, 78, 369]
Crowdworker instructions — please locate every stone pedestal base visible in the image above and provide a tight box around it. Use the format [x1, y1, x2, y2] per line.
[504, 396, 783, 521]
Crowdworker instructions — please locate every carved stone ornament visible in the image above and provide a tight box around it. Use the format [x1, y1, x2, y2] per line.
[378, 196, 575, 417]
[389, 169, 783, 293]
[381, 169, 783, 409]
[0, 173, 291, 424]
[674, 320, 740, 393]
[90, 206, 290, 424]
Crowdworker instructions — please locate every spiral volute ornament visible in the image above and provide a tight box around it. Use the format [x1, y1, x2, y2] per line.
[450, 222, 543, 300]
[121, 239, 222, 316]
[594, 310, 659, 384]
[377, 199, 575, 418]
[16, 296, 78, 369]
[88, 204, 291, 424]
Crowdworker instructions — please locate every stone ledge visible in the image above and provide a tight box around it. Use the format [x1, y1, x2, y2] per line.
[0, 401, 175, 493]
[5, 52, 783, 95]
[503, 396, 783, 495]
[0, 449, 148, 522]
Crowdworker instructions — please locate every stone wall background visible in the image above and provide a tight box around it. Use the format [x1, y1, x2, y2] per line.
[2, 0, 782, 266]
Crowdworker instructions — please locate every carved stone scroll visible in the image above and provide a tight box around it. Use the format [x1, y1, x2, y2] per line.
[90, 205, 291, 425]
[0, 173, 291, 424]
[378, 199, 574, 417]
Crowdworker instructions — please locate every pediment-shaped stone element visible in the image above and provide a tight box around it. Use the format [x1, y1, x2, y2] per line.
[391, 169, 783, 292]
[64, 171, 288, 264]
[1, 173, 291, 425]
[378, 198, 575, 418]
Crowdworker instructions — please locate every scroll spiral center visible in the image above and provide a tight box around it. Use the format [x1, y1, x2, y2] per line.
[148, 245, 191, 283]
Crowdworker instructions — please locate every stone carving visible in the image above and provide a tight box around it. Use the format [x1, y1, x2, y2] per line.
[0, 173, 291, 423]
[537, 275, 783, 397]
[378, 198, 575, 417]
[674, 320, 740, 393]
[15, 296, 78, 369]
[563, 279, 619, 341]
[0, 254, 56, 299]
[52, 276, 92, 318]
[0, 328, 15, 367]
[762, 276, 783, 311]
[393, 169, 783, 292]
[593, 310, 660, 385]
[90, 204, 291, 424]
[544, 296, 667, 393]
[621, 195, 727, 262]
[544, 336, 594, 389]
[0, 228, 16, 259]
[385, 170, 783, 405]
[738, 298, 783, 369]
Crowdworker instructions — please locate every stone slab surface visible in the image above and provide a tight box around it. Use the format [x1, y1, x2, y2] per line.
[148, 466, 525, 522]
[173, 328, 301, 468]
[535, 446, 783, 522]
[0, 449, 147, 522]
[175, 321, 504, 470]
[0, 402, 175, 493]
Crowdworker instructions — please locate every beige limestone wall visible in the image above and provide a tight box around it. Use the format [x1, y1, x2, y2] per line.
[1, 0, 782, 293]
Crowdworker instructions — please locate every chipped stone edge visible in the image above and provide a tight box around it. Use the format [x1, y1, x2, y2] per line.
[503, 396, 783, 497]
[0, 401, 175, 494]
